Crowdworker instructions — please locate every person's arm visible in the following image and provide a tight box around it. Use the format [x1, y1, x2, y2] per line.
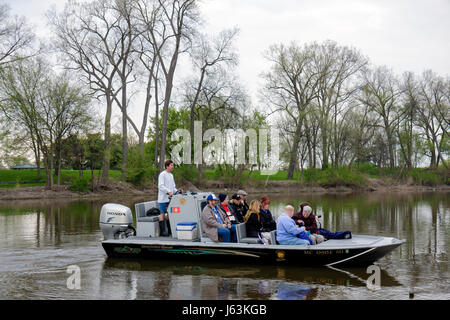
[283, 217, 304, 236]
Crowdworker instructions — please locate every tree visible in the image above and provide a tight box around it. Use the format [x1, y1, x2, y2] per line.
[149, 0, 199, 171]
[185, 28, 239, 162]
[0, 58, 93, 189]
[416, 70, 449, 168]
[50, 0, 123, 181]
[0, 4, 35, 67]
[260, 42, 321, 178]
[310, 41, 368, 169]
[359, 66, 402, 169]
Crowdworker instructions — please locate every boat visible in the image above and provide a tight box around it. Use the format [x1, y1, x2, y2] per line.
[99, 192, 405, 267]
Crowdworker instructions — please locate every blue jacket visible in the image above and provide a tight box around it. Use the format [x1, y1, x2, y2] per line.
[276, 213, 307, 242]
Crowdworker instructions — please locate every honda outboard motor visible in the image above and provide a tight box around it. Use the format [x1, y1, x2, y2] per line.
[100, 203, 136, 240]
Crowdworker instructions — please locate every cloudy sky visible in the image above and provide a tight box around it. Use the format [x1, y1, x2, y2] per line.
[3, 0, 450, 124]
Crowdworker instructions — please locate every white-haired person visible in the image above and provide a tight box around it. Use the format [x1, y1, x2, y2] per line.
[296, 205, 325, 244]
[276, 205, 311, 245]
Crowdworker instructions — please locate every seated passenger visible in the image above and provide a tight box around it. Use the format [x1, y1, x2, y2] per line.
[295, 203, 351, 240]
[218, 193, 238, 224]
[296, 205, 325, 244]
[260, 196, 276, 232]
[244, 200, 262, 238]
[228, 194, 245, 223]
[201, 194, 237, 243]
[236, 189, 249, 213]
[292, 201, 311, 226]
[276, 205, 311, 246]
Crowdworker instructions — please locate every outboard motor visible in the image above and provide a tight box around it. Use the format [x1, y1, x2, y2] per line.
[100, 203, 136, 240]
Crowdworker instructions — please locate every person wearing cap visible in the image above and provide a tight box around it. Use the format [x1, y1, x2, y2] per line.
[217, 194, 239, 225]
[236, 189, 249, 213]
[201, 194, 237, 243]
[228, 194, 245, 223]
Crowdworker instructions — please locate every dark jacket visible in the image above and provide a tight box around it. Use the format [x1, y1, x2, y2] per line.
[293, 211, 318, 234]
[228, 202, 245, 223]
[260, 209, 276, 232]
[245, 211, 262, 238]
[218, 203, 239, 224]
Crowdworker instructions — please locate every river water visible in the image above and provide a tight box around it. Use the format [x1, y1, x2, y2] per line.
[0, 192, 448, 300]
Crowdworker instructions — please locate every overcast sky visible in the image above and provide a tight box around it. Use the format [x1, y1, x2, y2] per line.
[3, 0, 450, 127]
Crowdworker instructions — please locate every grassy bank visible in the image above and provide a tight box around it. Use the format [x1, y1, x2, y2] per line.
[0, 169, 122, 190]
[1, 163, 448, 193]
[176, 163, 449, 189]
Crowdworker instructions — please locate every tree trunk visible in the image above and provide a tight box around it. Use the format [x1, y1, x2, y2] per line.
[121, 79, 128, 182]
[154, 79, 160, 172]
[102, 95, 113, 181]
[287, 122, 302, 179]
[321, 126, 329, 169]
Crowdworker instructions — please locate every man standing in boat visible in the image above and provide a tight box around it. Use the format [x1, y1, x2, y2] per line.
[158, 159, 183, 236]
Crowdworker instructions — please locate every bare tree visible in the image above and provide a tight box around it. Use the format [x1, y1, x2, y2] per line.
[49, 0, 125, 181]
[0, 4, 35, 66]
[185, 28, 239, 160]
[311, 41, 368, 169]
[359, 66, 403, 169]
[416, 70, 449, 168]
[260, 42, 321, 178]
[149, 0, 199, 171]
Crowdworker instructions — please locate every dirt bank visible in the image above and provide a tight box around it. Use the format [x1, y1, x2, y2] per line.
[1, 177, 448, 201]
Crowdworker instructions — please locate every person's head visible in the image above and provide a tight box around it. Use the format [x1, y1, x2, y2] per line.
[284, 205, 295, 217]
[244, 200, 260, 222]
[260, 196, 270, 210]
[302, 205, 312, 218]
[298, 201, 310, 214]
[231, 193, 241, 204]
[219, 193, 228, 205]
[249, 199, 260, 212]
[206, 194, 219, 207]
[164, 160, 174, 172]
[237, 190, 247, 200]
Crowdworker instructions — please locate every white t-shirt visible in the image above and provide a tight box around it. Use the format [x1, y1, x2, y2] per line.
[158, 170, 177, 203]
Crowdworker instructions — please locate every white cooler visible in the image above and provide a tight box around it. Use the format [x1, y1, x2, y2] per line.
[176, 222, 198, 240]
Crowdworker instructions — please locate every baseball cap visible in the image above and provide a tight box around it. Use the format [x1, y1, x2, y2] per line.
[206, 194, 220, 201]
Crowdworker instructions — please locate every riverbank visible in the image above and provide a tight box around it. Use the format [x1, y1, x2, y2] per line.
[1, 177, 448, 201]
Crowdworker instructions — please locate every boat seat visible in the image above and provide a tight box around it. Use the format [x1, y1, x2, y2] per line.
[269, 230, 278, 245]
[235, 222, 260, 244]
[138, 216, 160, 223]
[135, 201, 160, 222]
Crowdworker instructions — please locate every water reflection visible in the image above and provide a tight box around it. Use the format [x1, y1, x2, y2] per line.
[99, 258, 402, 300]
[0, 192, 448, 299]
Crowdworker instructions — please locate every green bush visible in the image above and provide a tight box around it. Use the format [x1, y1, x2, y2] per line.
[173, 164, 199, 184]
[409, 169, 445, 186]
[126, 166, 156, 187]
[69, 177, 91, 193]
[357, 162, 380, 176]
